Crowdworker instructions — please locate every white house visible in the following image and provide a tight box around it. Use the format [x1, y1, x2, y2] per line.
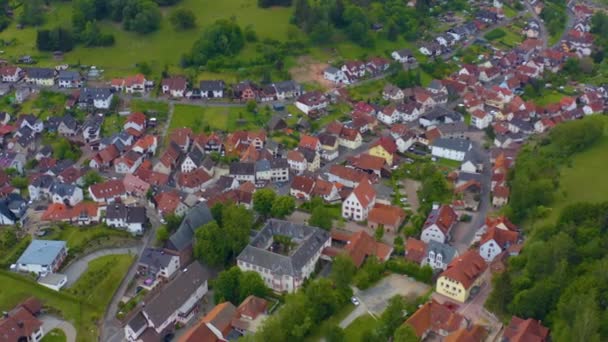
[79, 88, 114, 110]
[200, 80, 225, 98]
[295, 91, 329, 115]
[287, 150, 307, 175]
[162, 76, 188, 98]
[479, 226, 518, 262]
[342, 179, 376, 221]
[49, 183, 84, 206]
[14, 240, 67, 276]
[237, 220, 331, 293]
[25, 68, 55, 86]
[324, 67, 349, 84]
[105, 204, 147, 235]
[0, 66, 22, 82]
[420, 204, 458, 244]
[377, 106, 402, 125]
[424, 240, 458, 271]
[470, 109, 492, 129]
[431, 138, 472, 162]
[391, 48, 415, 63]
[138, 248, 181, 281]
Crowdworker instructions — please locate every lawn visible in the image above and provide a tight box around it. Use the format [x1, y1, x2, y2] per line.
[170, 103, 270, 133]
[436, 157, 462, 169]
[129, 99, 170, 120]
[42, 224, 134, 256]
[0, 271, 98, 342]
[68, 254, 135, 310]
[531, 119, 608, 228]
[532, 90, 565, 106]
[0, 234, 31, 268]
[349, 79, 388, 102]
[1, 0, 294, 77]
[343, 314, 380, 341]
[41, 328, 67, 342]
[101, 114, 126, 136]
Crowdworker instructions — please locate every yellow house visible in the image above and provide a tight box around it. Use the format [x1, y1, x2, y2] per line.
[436, 251, 487, 303]
[368, 136, 398, 166]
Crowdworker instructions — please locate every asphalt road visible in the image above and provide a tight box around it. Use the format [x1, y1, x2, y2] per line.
[63, 247, 140, 287]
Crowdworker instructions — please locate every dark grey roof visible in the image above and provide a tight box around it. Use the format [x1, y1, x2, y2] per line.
[421, 106, 462, 122]
[127, 312, 147, 333]
[325, 66, 340, 74]
[428, 80, 445, 90]
[255, 159, 270, 172]
[49, 182, 78, 197]
[457, 171, 483, 183]
[426, 240, 458, 264]
[436, 122, 468, 136]
[0, 202, 17, 222]
[432, 138, 472, 153]
[237, 219, 330, 277]
[273, 80, 301, 93]
[142, 261, 210, 327]
[270, 158, 288, 169]
[59, 115, 79, 131]
[38, 145, 53, 157]
[84, 116, 103, 131]
[168, 203, 213, 251]
[32, 175, 55, 189]
[184, 148, 204, 167]
[267, 115, 287, 131]
[215, 175, 237, 190]
[106, 204, 146, 223]
[138, 248, 175, 270]
[200, 80, 225, 92]
[57, 70, 80, 81]
[201, 156, 215, 171]
[299, 148, 317, 164]
[229, 162, 255, 176]
[79, 87, 112, 101]
[395, 48, 413, 57]
[27, 67, 54, 79]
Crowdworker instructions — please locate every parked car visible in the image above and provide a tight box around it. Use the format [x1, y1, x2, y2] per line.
[351, 297, 360, 306]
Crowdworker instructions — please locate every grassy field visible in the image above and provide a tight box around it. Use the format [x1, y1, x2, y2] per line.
[532, 119, 608, 228]
[42, 224, 133, 255]
[0, 271, 98, 342]
[170, 103, 271, 133]
[68, 254, 135, 309]
[343, 314, 380, 341]
[41, 328, 67, 342]
[129, 99, 170, 119]
[1, 0, 293, 77]
[102, 114, 126, 136]
[531, 90, 565, 106]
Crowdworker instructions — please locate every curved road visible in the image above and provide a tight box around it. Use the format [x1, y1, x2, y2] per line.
[63, 247, 139, 287]
[41, 314, 77, 342]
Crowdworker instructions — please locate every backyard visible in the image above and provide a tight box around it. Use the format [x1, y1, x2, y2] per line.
[41, 329, 67, 342]
[129, 99, 170, 120]
[169, 103, 271, 133]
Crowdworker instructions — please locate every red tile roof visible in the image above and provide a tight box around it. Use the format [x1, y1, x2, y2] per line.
[368, 203, 406, 228]
[336, 230, 393, 267]
[423, 205, 458, 235]
[154, 191, 182, 216]
[405, 238, 427, 264]
[372, 136, 398, 154]
[299, 134, 319, 150]
[480, 226, 518, 246]
[405, 300, 465, 338]
[503, 316, 549, 342]
[440, 251, 487, 289]
[445, 325, 488, 342]
[127, 112, 146, 127]
[89, 179, 126, 200]
[291, 175, 316, 196]
[350, 178, 376, 207]
[348, 153, 386, 171]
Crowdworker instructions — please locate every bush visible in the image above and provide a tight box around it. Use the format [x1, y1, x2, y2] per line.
[385, 259, 433, 284]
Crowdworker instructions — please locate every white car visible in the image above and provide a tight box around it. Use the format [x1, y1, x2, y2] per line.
[351, 297, 360, 306]
[400, 197, 408, 203]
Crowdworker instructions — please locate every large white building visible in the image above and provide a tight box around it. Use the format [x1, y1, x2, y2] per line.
[237, 219, 331, 293]
[14, 240, 68, 276]
[420, 205, 458, 244]
[431, 138, 472, 161]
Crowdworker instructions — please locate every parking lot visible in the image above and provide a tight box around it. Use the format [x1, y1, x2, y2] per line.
[340, 274, 431, 328]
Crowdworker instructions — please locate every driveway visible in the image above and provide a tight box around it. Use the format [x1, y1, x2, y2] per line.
[40, 314, 77, 342]
[63, 247, 140, 287]
[340, 274, 431, 328]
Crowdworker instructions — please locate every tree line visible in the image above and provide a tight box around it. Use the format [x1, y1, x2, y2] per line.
[506, 117, 604, 223]
[487, 201, 608, 342]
